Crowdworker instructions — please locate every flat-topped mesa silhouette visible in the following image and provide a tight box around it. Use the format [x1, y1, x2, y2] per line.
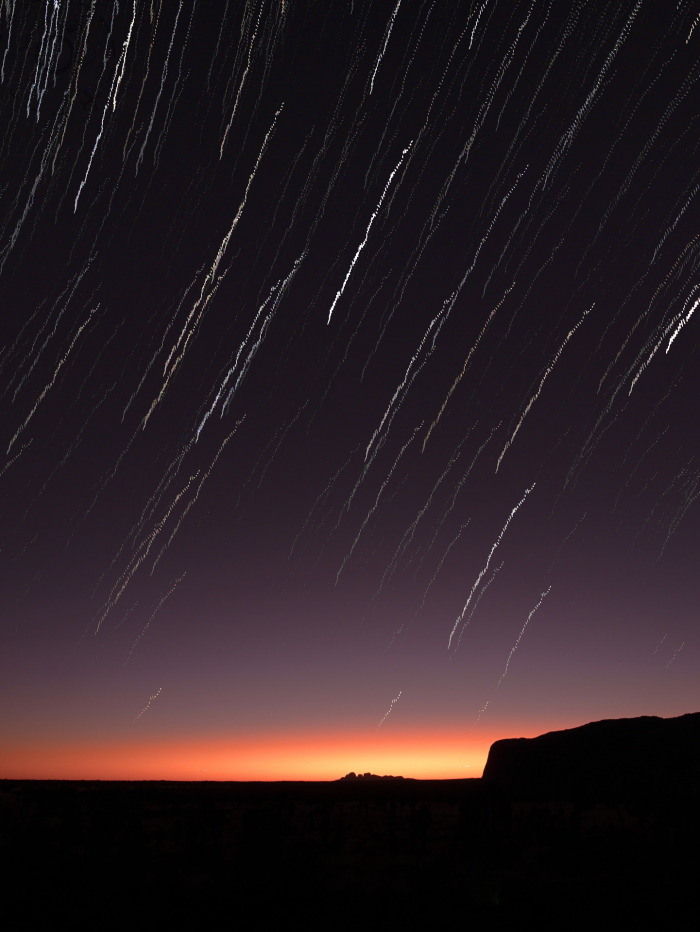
[339, 772, 406, 781]
[482, 711, 700, 801]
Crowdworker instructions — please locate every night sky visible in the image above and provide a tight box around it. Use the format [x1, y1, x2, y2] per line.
[2, 0, 699, 781]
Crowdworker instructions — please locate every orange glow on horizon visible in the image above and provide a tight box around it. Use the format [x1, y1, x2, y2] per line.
[0, 727, 517, 781]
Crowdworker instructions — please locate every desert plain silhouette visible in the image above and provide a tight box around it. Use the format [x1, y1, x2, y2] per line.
[3, 712, 699, 929]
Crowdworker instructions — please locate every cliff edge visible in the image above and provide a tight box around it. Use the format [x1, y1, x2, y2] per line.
[482, 711, 700, 800]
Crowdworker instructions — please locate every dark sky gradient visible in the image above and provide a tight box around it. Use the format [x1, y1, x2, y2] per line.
[1, 0, 699, 780]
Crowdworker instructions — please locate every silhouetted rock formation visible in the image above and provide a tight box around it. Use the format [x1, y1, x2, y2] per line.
[339, 772, 407, 781]
[4, 724, 700, 928]
[483, 711, 700, 801]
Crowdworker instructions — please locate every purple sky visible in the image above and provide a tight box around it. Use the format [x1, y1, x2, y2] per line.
[1, 1, 698, 779]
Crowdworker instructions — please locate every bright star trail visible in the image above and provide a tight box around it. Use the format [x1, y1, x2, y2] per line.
[1, 1, 699, 782]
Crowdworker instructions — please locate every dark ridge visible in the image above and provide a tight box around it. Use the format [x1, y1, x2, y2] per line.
[4, 715, 700, 928]
[482, 710, 700, 801]
[338, 771, 411, 780]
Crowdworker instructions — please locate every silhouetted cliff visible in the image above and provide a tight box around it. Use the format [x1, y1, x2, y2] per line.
[4, 716, 700, 928]
[483, 711, 700, 800]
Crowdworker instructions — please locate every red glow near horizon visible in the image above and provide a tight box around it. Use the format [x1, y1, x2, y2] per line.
[0, 726, 541, 781]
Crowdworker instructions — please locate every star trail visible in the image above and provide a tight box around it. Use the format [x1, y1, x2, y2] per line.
[1, 1, 699, 781]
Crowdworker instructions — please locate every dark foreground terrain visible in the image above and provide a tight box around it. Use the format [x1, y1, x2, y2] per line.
[4, 715, 699, 930]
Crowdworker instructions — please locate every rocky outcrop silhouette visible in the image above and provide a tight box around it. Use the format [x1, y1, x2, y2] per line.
[339, 772, 407, 781]
[482, 711, 700, 800]
[4, 716, 700, 928]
